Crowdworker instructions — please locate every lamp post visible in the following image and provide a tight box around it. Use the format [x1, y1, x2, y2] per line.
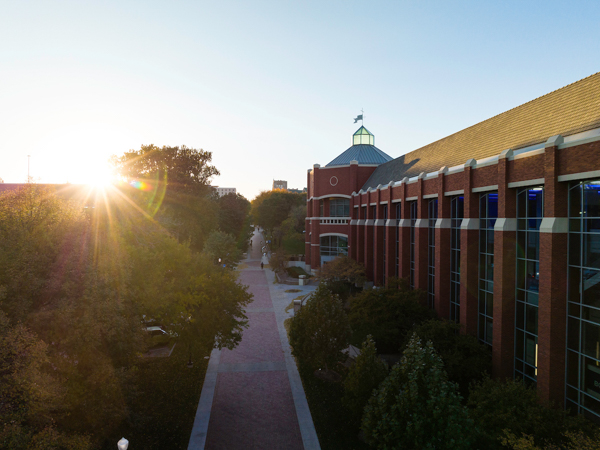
[117, 437, 129, 449]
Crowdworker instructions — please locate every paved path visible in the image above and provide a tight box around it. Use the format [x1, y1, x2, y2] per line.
[188, 230, 320, 450]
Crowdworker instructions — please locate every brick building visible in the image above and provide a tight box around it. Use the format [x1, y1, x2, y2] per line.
[305, 72, 600, 420]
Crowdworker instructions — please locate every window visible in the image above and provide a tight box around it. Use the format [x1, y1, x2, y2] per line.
[450, 195, 464, 323]
[515, 187, 543, 385]
[410, 202, 418, 289]
[330, 198, 350, 217]
[428, 199, 438, 309]
[478, 192, 498, 347]
[566, 180, 600, 421]
[320, 235, 348, 257]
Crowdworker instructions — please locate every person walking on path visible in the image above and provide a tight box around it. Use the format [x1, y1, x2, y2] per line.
[260, 262, 264, 270]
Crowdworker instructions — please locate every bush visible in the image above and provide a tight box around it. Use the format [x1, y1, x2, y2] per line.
[362, 333, 475, 449]
[349, 278, 434, 353]
[342, 336, 388, 424]
[468, 376, 593, 449]
[289, 285, 351, 372]
[408, 319, 491, 395]
[319, 256, 366, 301]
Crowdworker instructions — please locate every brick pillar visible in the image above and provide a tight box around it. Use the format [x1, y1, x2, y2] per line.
[460, 160, 480, 337]
[357, 201, 365, 265]
[538, 135, 568, 406]
[397, 179, 411, 282]
[349, 196, 358, 261]
[493, 149, 517, 380]
[435, 167, 451, 319]
[414, 173, 429, 293]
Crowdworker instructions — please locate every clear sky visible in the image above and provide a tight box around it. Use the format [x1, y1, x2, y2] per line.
[1, 1, 599, 199]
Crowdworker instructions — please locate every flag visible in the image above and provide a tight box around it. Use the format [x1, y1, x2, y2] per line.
[353, 114, 363, 123]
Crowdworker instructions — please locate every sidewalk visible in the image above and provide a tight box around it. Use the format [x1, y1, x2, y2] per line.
[188, 230, 319, 450]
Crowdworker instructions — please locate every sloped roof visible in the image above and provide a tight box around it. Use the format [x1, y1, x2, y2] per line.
[326, 144, 393, 167]
[362, 72, 600, 190]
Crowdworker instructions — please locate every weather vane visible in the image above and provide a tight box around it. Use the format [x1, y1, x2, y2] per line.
[353, 109, 364, 124]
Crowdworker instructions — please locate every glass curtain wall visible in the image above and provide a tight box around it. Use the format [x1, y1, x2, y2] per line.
[450, 196, 464, 322]
[396, 203, 401, 279]
[320, 235, 348, 257]
[515, 187, 543, 385]
[478, 192, 498, 347]
[566, 180, 600, 421]
[410, 201, 418, 289]
[383, 205, 388, 285]
[428, 199, 438, 309]
[330, 199, 350, 217]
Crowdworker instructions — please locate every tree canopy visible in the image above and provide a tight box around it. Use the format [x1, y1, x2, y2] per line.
[250, 190, 305, 234]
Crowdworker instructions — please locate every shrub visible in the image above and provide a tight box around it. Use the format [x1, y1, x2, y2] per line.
[349, 278, 434, 353]
[468, 376, 593, 449]
[319, 256, 366, 301]
[362, 333, 475, 449]
[408, 319, 491, 395]
[342, 335, 388, 424]
[289, 285, 351, 372]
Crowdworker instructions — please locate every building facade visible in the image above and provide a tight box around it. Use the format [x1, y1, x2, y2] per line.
[305, 72, 600, 420]
[212, 186, 237, 197]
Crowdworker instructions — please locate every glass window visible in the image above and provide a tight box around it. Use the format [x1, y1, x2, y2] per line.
[515, 187, 543, 386]
[479, 192, 497, 347]
[567, 180, 600, 422]
[428, 199, 438, 309]
[450, 196, 464, 323]
[410, 201, 418, 289]
[330, 198, 350, 217]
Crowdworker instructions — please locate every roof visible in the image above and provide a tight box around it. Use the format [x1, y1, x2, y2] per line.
[362, 72, 600, 190]
[326, 144, 393, 167]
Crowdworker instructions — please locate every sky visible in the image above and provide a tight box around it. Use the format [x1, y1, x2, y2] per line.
[1, 1, 599, 200]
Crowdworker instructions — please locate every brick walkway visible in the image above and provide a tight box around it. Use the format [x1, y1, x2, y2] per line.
[188, 230, 319, 450]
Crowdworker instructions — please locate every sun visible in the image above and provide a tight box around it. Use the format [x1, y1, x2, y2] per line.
[87, 165, 114, 188]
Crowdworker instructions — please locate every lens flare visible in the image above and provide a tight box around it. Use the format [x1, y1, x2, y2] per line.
[129, 180, 153, 191]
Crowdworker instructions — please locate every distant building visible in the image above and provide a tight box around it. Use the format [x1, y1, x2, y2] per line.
[212, 186, 237, 197]
[288, 187, 307, 194]
[273, 180, 287, 190]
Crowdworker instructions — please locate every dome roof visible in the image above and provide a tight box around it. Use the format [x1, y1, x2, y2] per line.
[325, 126, 393, 167]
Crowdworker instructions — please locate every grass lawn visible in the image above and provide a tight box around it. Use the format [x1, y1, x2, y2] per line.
[298, 365, 368, 450]
[285, 266, 311, 278]
[103, 342, 210, 449]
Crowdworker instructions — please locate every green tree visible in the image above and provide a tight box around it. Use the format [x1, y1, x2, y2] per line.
[342, 335, 388, 424]
[408, 319, 491, 395]
[349, 278, 434, 353]
[362, 333, 475, 449]
[468, 376, 593, 450]
[319, 255, 366, 301]
[251, 190, 305, 235]
[289, 285, 351, 372]
[202, 230, 243, 268]
[112, 144, 220, 251]
[217, 193, 253, 249]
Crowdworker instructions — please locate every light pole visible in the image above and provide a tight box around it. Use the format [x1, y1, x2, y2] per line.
[117, 437, 129, 449]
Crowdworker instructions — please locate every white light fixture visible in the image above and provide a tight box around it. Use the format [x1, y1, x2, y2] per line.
[117, 437, 129, 450]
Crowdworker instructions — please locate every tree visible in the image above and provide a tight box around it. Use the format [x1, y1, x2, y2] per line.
[319, 255, 367, 301]
[468, 376, 593, 450]
[362, 333, 475, 449]
[251, 190, 305, 235]
[289, 285, 351, 372]
[348, 278, 434, 353]
[408, 319, 491, 395]
[217, 193, 253, 249]
[202, 230, 243, 268]
[342, 335, 388, 424]
[112, 144, 220, 251]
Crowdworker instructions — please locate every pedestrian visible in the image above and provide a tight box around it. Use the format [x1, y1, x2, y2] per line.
[261, 262, 264, 270]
